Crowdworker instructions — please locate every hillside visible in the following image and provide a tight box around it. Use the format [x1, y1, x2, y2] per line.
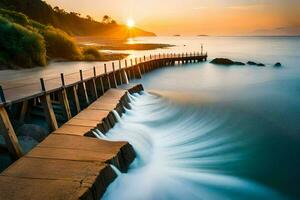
[0, 0, 155, 38]
[0, 9, 129, 69]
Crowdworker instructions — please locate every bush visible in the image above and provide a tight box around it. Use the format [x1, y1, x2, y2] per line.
[0, 8, 30, 27]
[40, 27, 82, 60]
[82, 47, 101, 60]
[0, 16, 47, 68]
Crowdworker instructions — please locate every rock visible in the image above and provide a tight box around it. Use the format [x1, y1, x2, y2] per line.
[18, 136, 39, 154]
[257, 63, 265, 67]
[210, 58, 245, 66]
[210, 58, 234, 65]
[17, 124, 48, 143]
[247, 61, 266, 67]
[274, 62, 282, 67]
[234, 61, 246, 66]
[247, 61, 257, 65]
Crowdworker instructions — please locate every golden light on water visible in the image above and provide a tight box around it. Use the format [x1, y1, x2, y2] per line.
[126, 19, 135, 28]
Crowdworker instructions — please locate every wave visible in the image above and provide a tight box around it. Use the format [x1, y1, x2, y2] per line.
[100, 92, 287, 200]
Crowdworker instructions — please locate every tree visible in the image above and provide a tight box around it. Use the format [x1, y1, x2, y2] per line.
[86, 15, 93, 21]
[102, 15, 116, 24]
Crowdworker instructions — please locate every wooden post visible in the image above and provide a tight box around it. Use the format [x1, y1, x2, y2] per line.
[90, 67, 99, 99]
[59, 73, 72, 120]
[91, 66, 99, 98]
[39, 78, 58, 131]
[103, 64, 111, 90]
[71, 86, 81, 113]
[40, 94, 58, 131]
[77, 70, 89, 106]
[0, 86, 6, 103]
[130, 59, 135, 79]
[19, 100, 28, 122]
[111, 62, 118, 88]
[40, 78, 46, 92]
[0, 106, 23, 159]
[125, 60, 130, 80]
[118, 60, 123, 84]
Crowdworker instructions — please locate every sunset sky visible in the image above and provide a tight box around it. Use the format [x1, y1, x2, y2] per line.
[46, 0, 300, 36]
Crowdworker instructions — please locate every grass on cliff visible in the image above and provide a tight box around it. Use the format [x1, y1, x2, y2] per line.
[0, 9, 128, 69]
[0, 16, 46, 68]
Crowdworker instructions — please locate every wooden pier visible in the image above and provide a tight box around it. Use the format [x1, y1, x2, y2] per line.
[0, 52, 207, 200]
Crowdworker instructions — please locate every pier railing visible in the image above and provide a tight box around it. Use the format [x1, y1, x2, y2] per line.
[0, 52, 207, 105]
[0, 51, 207, 159]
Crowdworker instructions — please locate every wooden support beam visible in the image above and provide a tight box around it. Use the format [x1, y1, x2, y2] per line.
[118, 60, 123, 84]
[0, 86, 6, 103]
[40, 94, 58, 131]
[134, 65, 142, 79]
[99, 76, 105, 94]
[125, 60, 131, 80]
[71, 86, 81, 114]
[19, 100, 28, 122]
[58, 89, 72, 121]
[0, 106, 23, 159]
[111, 63, 118, 88]
[59, 73, 72, 120]
[77, 70, 89, 107]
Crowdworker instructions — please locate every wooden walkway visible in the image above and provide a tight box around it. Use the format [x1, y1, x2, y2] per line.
[0, 52, 207, 199]
[0, 52, 207, 104]
[0, 85, 141, 200]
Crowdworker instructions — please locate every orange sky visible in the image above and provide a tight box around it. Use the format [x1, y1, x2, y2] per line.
[46, 0, 300, 36]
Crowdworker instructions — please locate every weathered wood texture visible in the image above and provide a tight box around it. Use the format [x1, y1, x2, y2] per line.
[0, 85, 142, 200]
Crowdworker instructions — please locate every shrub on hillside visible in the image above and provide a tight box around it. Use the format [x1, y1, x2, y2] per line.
[82, 47, 101, 61]
[0, 16, 46, 68]
[0, 8, 30, 26]
[41, 27, 82, 60]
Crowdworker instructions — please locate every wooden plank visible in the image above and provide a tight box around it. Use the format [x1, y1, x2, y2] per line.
[0, 176, 92, 200]
[2, 157, 110, 183]
[0, 106, 23, 159]
[88, 102, 118, 111]
[40, 94, 58, 131]
[66, 118, 99, 127]
[74, 110, 109, 121]
[53, 124, 93, 136]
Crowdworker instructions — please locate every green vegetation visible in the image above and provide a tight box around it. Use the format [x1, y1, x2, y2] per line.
[0, 8, 83, 68]
[82, 47, 128, 61]
[41, 27, 82, 60]
[0, 0, 155, 69]
[0, 15, 46, 68]
[83, 47, 128, 61]
[82, 47, 101, 61]
[0, 8, 129, 69]
[0, 0, 155, 37]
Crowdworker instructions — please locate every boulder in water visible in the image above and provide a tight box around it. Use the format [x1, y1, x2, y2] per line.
[247, 61, 266, 67]
[17, 124, 48, 142]
[210, 58, 245, 66]
[234, 61, 246, 66]
[257, 63, 265, 67]
[247, 61, 257, 65]
[274, 62, 282, 67]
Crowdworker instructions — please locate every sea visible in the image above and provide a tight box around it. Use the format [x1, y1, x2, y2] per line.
[1, 36, 300, 199]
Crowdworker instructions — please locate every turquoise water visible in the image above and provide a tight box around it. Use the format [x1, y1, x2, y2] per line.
[99, 37, 300, 200]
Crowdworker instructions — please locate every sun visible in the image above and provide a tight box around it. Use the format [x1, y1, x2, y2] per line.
[126, 19, 135, 28]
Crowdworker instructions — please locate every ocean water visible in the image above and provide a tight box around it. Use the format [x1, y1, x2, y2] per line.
[98, 36, 300, 199]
